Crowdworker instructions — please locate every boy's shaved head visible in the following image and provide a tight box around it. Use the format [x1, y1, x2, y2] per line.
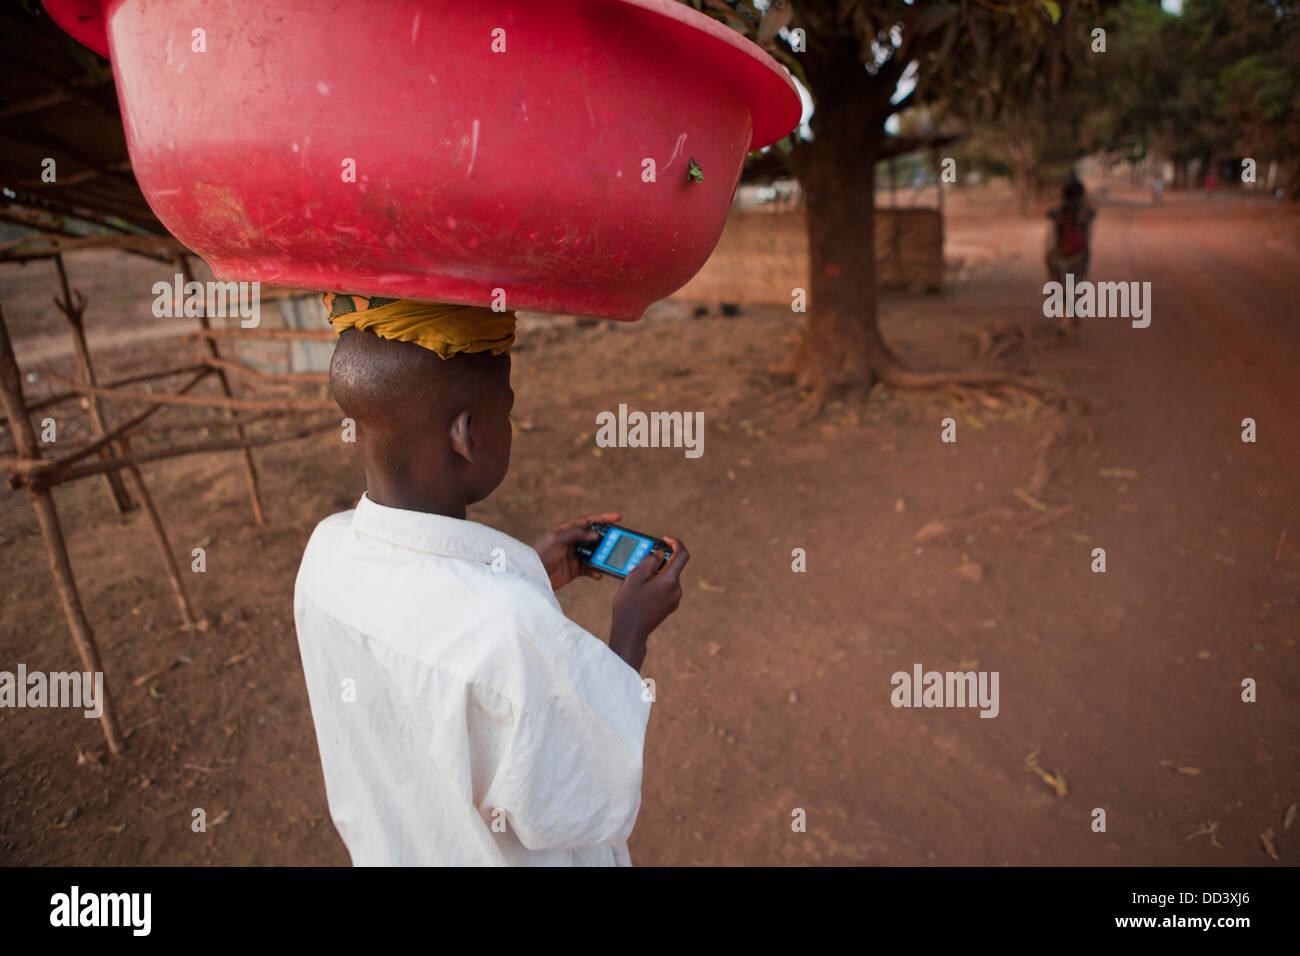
[331, 327, 505, 431]
[330, 328, 513, 515]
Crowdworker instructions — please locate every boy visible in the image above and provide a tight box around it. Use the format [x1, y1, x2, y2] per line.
[294, 294, 688, 866]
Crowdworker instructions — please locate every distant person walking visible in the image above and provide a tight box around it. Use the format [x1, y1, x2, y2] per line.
[1152, 176, 1164, 204]
[1046, 178, 1096, 336]
[1205, 172, 1218, 201]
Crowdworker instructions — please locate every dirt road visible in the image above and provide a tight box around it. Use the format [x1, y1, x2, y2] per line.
[1, 188, 1295, 865]
[625, 191, 1300, 865]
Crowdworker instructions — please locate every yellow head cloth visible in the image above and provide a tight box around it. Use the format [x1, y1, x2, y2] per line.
[324, 293, 515, 359]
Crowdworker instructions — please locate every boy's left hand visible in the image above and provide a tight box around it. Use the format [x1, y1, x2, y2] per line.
[534, 512, 622, 591]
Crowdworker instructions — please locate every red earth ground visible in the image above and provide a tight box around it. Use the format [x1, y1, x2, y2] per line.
[0, 182, 1296, 865]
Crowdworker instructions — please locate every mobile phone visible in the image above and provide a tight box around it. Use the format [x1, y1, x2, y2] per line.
[575, 522, 673, 579]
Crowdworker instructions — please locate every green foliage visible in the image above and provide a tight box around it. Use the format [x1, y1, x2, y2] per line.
[683, 1, 1052, 145]
[1220, 56, 1292, 128]
[1094, 0, 1300, 191]
[688, 0, 1300, 196]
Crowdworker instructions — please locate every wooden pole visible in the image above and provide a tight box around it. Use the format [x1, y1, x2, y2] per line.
[53, 255, 202, 630]
[121, 406, 295, 438]
[116, 433, 204, 631]
[175, 253, 265, 524]
[45, 374, 336, 411]
[0, 302, 125, 754]
[31, 418, 340, 485]
[52, 254, 134, 515]
[3, 364, 207, 418]
[44, 368, 212, 471]
[184, 327, 334, 342]
[199, 355, 330, 385]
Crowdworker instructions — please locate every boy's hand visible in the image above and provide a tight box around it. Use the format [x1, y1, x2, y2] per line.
[533, 512, 622, 591]
[610, 536, 688, 672]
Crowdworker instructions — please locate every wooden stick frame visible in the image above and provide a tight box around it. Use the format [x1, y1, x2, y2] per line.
[1, 248, 342, 754]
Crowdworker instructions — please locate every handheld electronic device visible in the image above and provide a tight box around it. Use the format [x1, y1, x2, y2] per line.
[576, 522, 673, 579]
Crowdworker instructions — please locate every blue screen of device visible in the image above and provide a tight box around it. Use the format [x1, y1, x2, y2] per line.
[592, 528, 653, 574]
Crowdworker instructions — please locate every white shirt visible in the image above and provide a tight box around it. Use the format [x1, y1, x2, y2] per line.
[293, 494, 653, 866]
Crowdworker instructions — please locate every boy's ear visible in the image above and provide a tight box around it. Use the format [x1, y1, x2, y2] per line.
[449, 410, 474, 462]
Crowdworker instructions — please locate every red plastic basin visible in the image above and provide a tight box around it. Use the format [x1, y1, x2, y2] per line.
[44, 0, 800, 319]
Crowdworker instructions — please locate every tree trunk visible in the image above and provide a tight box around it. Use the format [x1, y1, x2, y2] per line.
[1005, 118, 1038, 215]
[778, 43, 1051, 404]
[785, 49, 896, 394]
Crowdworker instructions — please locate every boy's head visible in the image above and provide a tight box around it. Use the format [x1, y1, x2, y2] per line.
[330, 326, 514, 515]
[1063, 178, 1085, 202]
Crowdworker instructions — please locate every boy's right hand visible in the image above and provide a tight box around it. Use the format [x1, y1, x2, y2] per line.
[610, 536, 688, 670]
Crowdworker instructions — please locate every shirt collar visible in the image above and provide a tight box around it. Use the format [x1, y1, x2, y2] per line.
[349, 494, 554, 595]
